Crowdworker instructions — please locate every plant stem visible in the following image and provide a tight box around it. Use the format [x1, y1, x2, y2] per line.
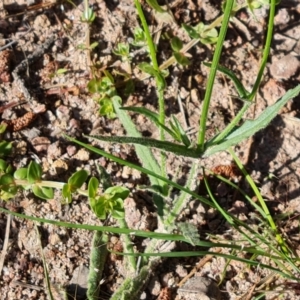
[206, 0, 276, 146]
[118, 218, 136, 273]
[134, 0, 167, 179]
[12, 179, 88, 197]
[249, 0, 275, 100]
[87, 232, 108, 300]
[134, 1, 158, 70]
[84, 0, 91, 73]
[197, 0, 234, 150]
[229, 149, 289, 254]
[151, 4, 246, 76]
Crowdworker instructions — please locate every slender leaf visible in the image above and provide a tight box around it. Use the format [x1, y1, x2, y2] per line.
[68, 170, 88, 190]
[32, 185, 54, 200]
[204, 84, 300, 156]
[0, 159, 7, 172]
[121, 106, 179, 140]
[145, 0, 165, 13]
[138, 63, 166, 91]
[203, 62, 249, 99]
[112, 98, 162, 187]
[14, 168, 28, 180]
[27, 161, 42, 184]
[0, 141, 12, 156]
[87, 135, 200, 158]
[88, 177, 99, 198]
[62, 183, 72, 204]
[171, 37, 183, 52]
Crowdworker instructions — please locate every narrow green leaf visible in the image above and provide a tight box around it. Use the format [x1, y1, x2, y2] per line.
[87, 78, 101, 94]
[88, 177, 99, 198]
[0, 174, 14, 187]
[170, 115, 191, 147]
[204, 84, 300, 156]
[203, 62, 249, 99]
[68, 170, 88, 190]
[111, 208, 125, 219]
[111, 98, 162, 188]
[87, 232, 109, 300]
[90, 42, 99, 49]
[145, 0, 165, 13]
[121, 106, 179, 140]
[170, 37, 183, 52]
[0, 159, 7, 172]
[0, 123, 7, 134]
[90, 197, 107, 220]
[56, 68, 68, 75]
[62, 183, 72, 204]
[138, 63, 166, 91]
[182, 24, 200, 39]
[27, 161, 42, 184]
[14, 168, 28, 180]
[0, 141, 12, 156]
[87, 134, 200, 158]
[105, 186, 129, 200]
[173, 52, 191, 66]
[32, 185, 54, 200]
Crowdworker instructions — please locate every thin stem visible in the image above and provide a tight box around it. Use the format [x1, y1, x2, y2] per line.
[134, 0, 166, 178]
[208, 0, 276, 146]
[83, 0, 92, 75]
[12, 179, 88, 197]
[118, 218, 137, 273]
[197, 0, 234, 150]
[134, 0, 159, 70]
[249, 0, 275, 100]
[229, 149, 289, 255]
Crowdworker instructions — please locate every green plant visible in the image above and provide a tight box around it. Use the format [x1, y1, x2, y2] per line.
[2, 0, 300, 299]
[65, 0, 300, 298]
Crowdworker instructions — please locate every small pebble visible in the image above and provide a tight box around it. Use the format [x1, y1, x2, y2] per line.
[49, 159, 68, 175]
[74, 148, 90, 161]
[56, 105, 71, 121]
[66, 145, 77, 156]
[47, 142, 62, 159]
[178, 277, 221, 300]
[31, 136, 51, 152]
[269, 55, 299, 79]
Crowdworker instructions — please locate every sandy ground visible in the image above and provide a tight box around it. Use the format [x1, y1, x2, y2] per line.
[1, 0, 300, 299]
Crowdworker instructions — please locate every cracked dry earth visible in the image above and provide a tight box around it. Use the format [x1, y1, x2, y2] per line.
[1, 0, 300, 299]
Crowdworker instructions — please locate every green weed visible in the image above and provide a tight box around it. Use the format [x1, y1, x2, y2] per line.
[1, 0, 300, 299]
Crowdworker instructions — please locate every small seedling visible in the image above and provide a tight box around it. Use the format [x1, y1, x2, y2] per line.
[170, 37, 191, 66]
[131, 27, 147, 47]
[113, 43, 131, 62]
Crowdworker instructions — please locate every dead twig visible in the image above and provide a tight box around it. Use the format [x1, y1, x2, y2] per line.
[0, 214, 11, 276]
[12, 35, 55, 107]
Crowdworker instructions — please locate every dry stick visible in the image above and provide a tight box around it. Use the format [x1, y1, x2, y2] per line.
[231, 17, 252, 42]
[12, 35, 55, 107]
[10, 280, 44, 291]
[0, 214, 11, 275]
[177, 248, 222, 288]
